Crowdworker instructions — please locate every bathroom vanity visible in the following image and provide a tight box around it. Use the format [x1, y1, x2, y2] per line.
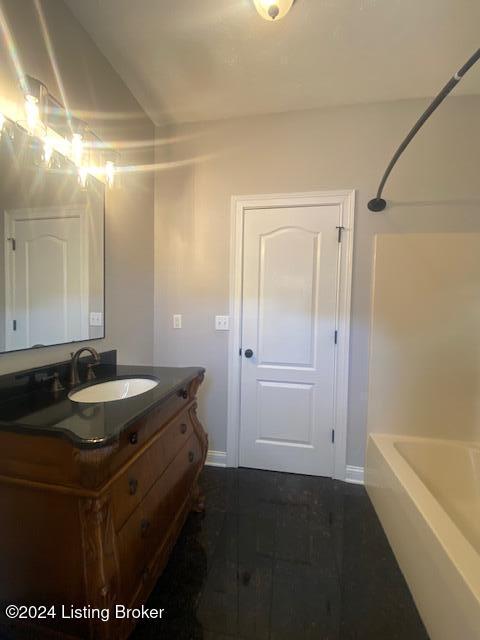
[0, 357, 207, 639]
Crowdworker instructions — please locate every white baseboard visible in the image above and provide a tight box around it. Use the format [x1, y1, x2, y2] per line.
[205, 452, 363, 483]
[206, 450, 227, 467]
[345, 465, 364, 485]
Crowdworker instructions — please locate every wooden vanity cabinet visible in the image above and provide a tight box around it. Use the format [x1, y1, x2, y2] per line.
[0, 372, 208, 640]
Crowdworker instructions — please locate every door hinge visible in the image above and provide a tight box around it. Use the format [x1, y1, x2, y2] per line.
[336, 226, 345, 243]
[13, 320, 17, 331]
[331, 429, 335, 444]
[334, 330, 338, 345]
[7, 237, 16, 251]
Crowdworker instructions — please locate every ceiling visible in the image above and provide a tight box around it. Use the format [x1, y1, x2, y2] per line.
[64, 0, 480, 126]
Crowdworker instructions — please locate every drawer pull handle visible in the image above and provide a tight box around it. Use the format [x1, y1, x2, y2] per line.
[188, 451, 195, 463]
[129, 478, 138, 496]
[178, 389, 188, 400]
[141, 519, 151, 537]
[180, 423, 187, 434]
[129, 432, 138, 445]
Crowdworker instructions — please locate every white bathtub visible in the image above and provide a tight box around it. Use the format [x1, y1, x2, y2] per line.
[366, 434, 480, 640]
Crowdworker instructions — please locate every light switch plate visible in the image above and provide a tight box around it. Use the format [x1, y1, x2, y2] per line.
[173, 314, 182, 329]
[215, 315, 230, 331]
[89, 312, 103, 327]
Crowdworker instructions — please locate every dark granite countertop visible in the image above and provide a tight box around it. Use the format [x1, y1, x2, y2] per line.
[0, 364, 204, 449]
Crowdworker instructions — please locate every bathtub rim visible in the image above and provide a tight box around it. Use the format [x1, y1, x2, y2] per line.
[369, 433, 480, 605]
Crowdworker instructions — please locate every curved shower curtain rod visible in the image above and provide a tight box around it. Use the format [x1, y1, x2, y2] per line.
[368, 47, 480, 212]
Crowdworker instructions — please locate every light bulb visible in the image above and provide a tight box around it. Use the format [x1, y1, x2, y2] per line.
[71, 133, 83, 166]
[78, 166, 88, 188]
[253, 0, 294, 21]
[25, 94, 40, 134]
[43, 138, 54, 165]
[105, 160, 115, 187]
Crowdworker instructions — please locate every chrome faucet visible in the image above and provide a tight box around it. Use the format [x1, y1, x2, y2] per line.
[69, 347, 101, 387]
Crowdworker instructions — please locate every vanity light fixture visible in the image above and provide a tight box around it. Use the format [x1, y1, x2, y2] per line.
[42, 137, 54, 165]
[17, 74, 118, 187]
[71, 132, 83, 166]
[24, 75, 47, 135]
[105, 160, 115, 188]
[71, 118, 87, 167]
[253, 0, 295, 21]
[78, 166, 88, 188]
[25, 94, 40, 134]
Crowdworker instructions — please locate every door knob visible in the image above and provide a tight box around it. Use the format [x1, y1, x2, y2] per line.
[244, 349, 254, 359]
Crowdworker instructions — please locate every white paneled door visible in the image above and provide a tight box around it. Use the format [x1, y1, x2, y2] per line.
[239, 204, 343, 476]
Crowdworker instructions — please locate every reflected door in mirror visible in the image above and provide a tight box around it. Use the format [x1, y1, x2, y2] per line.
[5, 206, 88, 350]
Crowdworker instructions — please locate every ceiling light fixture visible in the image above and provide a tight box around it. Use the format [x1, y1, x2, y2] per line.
[253, 0, 294, 21]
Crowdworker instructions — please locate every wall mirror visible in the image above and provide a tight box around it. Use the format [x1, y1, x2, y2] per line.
[0, 121, 105, 354]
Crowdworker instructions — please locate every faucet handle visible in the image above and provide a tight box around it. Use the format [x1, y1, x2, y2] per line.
[86, 363, 98, 382]
[48, 372, 65, 393]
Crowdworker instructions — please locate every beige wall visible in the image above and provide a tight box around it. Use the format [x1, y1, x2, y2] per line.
[0, 0, 155, 371]
[154, 96, 480, 467]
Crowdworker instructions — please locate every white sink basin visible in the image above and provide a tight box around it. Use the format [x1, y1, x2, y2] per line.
[68, 378, 159, 403]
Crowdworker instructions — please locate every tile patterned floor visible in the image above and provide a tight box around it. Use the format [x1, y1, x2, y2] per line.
[133, 467, 429, 640]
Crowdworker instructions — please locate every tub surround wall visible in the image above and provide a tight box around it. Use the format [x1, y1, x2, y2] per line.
[154, 95, 480, 466]
[368, 232, 480, 443]
[0, 0, 155, 374]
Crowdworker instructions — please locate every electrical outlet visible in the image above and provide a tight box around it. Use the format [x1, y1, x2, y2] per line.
[215, 315, 230, 331]
[173, 314, 182, 329]
[89, 312, 103, 327]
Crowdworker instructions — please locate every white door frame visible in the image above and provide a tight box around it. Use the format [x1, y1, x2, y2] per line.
[226, 190, 355, 481]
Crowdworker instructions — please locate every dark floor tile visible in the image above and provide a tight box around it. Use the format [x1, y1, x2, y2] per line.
[237, 503, 277, 561]
[237, 555, 273, 640]
[131, 468, 429, 640]
[270, 559, 340, 640]
[200, 468, 238, 513]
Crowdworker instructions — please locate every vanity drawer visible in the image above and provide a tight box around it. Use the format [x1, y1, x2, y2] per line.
[117, 476, 169, 603]
[111, 451, 154, 531]
[161, 410, 194, 469]
[111, 409, 194, 530]
[117, 432, 202, 604]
